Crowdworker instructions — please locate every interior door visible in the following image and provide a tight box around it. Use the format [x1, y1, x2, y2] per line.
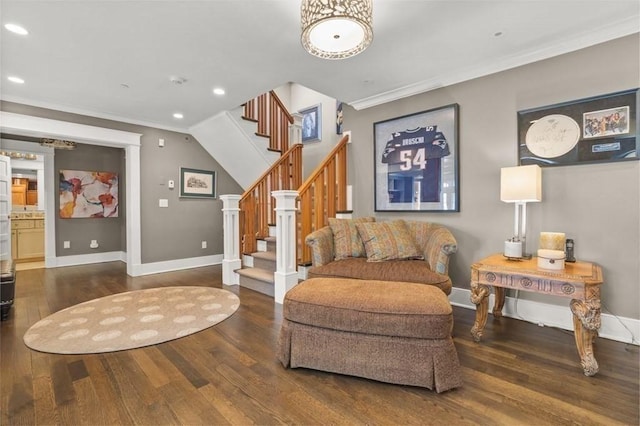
[0, 155, 12, 260]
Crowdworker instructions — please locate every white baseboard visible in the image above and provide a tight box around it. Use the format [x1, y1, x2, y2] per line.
[297, 265, 310, 280]
[137, 254, 223, 276]
[47, 251, 224, 277]
[50, 251, 126, 267]
[449, 287, 639, 345]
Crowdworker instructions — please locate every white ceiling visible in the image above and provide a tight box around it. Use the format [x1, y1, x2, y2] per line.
[1, 1, 638, 132]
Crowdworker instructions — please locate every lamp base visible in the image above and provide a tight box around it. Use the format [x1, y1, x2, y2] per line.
[503, 253, 533, 261]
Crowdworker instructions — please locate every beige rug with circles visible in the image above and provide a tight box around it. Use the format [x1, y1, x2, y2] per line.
[23, 286, 239, 354]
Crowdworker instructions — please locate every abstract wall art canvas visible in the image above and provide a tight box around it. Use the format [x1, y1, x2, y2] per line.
[59, 170, 119, 218]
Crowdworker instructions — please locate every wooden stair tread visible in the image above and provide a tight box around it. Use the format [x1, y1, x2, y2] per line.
[236, 267, 274, 284]
[252, 251, 276, 261]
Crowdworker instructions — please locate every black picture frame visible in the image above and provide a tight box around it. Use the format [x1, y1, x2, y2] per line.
[300, 104, 321, 143]
[374, 104, 460, 212]
[179, 167, 216, 198]
[518, 89, 639, 167]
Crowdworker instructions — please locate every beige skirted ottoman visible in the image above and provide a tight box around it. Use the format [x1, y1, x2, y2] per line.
[277, 278, 462, 393]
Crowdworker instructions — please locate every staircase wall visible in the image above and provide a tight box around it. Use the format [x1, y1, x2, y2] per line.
[189, 109, 279, 189]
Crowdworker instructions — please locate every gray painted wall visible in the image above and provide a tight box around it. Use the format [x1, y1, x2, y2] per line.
[55, 144, 125, 255]
[343, 34, 640, 319]
[0, 101, 244, 264]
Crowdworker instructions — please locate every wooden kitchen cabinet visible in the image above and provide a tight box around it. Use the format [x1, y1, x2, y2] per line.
[11, 219, 44, 261]
[16, 228, 45, 259]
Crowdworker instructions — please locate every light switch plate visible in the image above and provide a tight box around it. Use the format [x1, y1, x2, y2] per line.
[159, 199, 169, 208]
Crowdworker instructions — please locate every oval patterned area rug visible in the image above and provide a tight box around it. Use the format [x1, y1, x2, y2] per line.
[23, 286, 239, 354]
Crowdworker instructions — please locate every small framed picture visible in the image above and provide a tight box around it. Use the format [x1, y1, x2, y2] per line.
[300, 104, 322, 143]
[336, 101, 344, 135]
[179, 167, 216, 198]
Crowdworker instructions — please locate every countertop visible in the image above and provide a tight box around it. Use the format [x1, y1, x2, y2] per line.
[11, 211, 45, 219]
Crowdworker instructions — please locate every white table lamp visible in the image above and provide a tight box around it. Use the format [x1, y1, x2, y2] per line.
[500, 164, 542, 258]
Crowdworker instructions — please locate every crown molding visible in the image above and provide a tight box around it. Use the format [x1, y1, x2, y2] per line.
[1, 95, 190, 134]
[350, 19, 639, 111]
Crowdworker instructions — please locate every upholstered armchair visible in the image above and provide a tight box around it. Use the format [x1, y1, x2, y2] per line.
[305, 219, 458, 294]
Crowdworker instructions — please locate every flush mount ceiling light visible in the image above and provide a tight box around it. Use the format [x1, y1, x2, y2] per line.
[301, 0, 373, 60]
[40, 138, 76, 150]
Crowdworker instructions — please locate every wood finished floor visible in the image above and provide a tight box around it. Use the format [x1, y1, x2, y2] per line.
[1, 262, 638, 425]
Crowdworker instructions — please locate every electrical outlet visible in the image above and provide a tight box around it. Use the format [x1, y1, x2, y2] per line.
[63, 241, 70, 249]
[90, 240, 99, 249]
[201, 241, 207, 249]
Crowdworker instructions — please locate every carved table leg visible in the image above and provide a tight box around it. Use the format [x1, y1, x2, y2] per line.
[493, 287, 505, 317]
[570, 286, 601, 376]
[470, 282, 490, 342]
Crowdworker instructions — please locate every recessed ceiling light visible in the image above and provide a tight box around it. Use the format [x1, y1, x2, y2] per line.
[173, 113, 184, 119]
[213, 87, 225, 96]
[4, 23, 28, 35]
[494, 31, 504, 37]
[8, 76, 25, 84]
[120, 83, 130, 89]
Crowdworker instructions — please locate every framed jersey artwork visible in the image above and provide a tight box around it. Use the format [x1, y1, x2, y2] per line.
[518, 89, 638, 167]
[373, 104, 460, 212]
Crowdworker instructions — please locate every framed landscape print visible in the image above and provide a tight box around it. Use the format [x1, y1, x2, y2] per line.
[518, 89, 639, 167]
[179, 167, 216, 198]
[373, 104, 460, 212]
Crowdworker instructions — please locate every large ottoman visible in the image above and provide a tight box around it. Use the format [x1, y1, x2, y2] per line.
[277, 278, 462, 393]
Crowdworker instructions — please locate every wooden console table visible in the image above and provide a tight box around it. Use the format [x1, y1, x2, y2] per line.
[470, 253, 603, 376]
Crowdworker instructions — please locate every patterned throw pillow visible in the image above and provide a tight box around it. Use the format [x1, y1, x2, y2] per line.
[329, 217, 376, 260]
[356, 220, 423, 262]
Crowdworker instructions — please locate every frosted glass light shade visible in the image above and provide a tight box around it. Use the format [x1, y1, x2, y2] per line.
[301, 0, 373, 60]
[500, 165, 542, 202]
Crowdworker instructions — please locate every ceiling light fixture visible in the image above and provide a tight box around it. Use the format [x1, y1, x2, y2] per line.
[301, 0, 373, 60]
[8, 76, 25, 84]
[40, 138, 76, 150]
[0, 151, 37, 160]
[173, 113, 184, 119]
[213, 87, 225, 96]
[4, 23, 28, 35]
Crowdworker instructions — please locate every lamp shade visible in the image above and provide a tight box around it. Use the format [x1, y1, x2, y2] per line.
[500, 165, 542, 202]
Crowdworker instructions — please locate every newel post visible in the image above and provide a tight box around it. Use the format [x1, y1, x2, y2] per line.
[220, 194, 242, 285]
[272, 190, 299, 304]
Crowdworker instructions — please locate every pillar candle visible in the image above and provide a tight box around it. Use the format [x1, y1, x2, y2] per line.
[539, 232, 566, 251]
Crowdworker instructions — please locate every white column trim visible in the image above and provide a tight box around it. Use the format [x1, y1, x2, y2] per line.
[220, 194, 242, 285]
[272, 190, 299, 304]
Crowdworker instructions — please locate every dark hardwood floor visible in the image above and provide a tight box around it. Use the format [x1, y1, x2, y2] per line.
[1, 262, 638, 425]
